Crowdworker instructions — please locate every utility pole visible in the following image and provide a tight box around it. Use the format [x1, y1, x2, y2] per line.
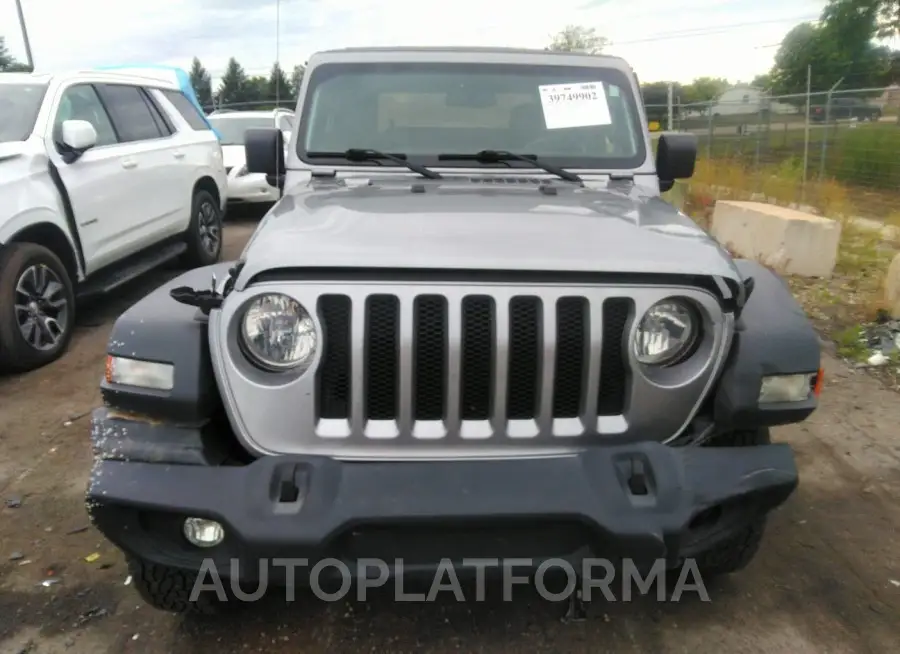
[14, 0, 35, 71]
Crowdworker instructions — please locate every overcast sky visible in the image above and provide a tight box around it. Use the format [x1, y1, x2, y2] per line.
[2, 0, 829, 86]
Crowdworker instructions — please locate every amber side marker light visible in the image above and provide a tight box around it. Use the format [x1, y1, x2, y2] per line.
[813, 367, 824, 397]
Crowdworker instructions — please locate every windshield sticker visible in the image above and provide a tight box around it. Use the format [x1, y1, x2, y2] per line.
[538, 82, 612, 130]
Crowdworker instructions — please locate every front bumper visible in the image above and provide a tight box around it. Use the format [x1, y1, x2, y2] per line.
[87, 416, 798, 581]
[225, 172, 279, 203]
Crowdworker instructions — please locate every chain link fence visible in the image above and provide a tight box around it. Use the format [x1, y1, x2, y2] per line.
[647, 86, 900, 219]
[204, 99, 296, 113]
[206, 88, 900, 220]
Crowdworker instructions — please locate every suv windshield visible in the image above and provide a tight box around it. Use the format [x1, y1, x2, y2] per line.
[297, 61, 646, 171]
[208, 115, 278, 145]
[0, 82, 49, 142]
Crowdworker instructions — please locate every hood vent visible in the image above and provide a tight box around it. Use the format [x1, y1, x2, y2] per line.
[467, 176, 549, 185]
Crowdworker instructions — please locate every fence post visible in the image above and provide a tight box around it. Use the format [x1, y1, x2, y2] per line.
[801, 65, 811, 203]
[667, 83, 674, 131]
[818, 78, 843, 180]
[706, 100, 714, 159]
[754, 102, 763, 170]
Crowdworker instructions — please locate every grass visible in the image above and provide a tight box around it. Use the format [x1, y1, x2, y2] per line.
[667, 157, 900, 385]
[688, 122, 900, 216]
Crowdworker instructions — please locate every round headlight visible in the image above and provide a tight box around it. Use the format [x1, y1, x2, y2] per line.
[633, 299, 698, 366]
[240, 293, 317, 371]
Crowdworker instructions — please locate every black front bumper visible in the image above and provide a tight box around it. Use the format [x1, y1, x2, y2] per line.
[88, 427, 798, 581]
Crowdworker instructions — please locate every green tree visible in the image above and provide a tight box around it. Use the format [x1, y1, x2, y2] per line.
[682, 77, 730, 104]
[547, 25, 608, 54]
[769, 1, 890, 96]
[875, 0, 899, 36]
[751, 73, 773, 90]
[189, 57, 213, 108]
[245, 75, 269, 104]
[268, 62, 294, 104]
[290, 64, 305, 95]
[0, 35, 29, 72]
[888, 50, 900, 83]
[217, 58, 250, 106]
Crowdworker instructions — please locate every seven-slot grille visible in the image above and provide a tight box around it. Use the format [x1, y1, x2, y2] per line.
[316, 293, 632, 431]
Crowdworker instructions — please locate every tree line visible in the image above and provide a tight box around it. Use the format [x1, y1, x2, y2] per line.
[193, 1, 899, 116]
[550, 0, 899, 120]
[4, 0, 898, 115]
[0, 37, 31, 72]
[188, 57, 305, 110]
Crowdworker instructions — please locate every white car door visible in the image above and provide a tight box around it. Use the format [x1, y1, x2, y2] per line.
[44, 83, 139, 274]
[95, 84, 186, 248]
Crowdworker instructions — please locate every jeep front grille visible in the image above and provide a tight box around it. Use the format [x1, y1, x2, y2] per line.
[211, 282, 731, 458]
[316, 292, 631, 427]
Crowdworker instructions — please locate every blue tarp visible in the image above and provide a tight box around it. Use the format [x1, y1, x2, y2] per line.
[94, 64, 221, 139]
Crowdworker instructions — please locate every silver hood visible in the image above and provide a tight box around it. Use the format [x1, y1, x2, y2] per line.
[234, 178, 743, 290]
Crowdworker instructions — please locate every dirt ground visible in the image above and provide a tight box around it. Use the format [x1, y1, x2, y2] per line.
[2, 216, 900, 654]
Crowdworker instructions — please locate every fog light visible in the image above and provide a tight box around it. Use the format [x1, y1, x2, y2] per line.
[183, 517, 225, 548]
[758, 373, 816, 404]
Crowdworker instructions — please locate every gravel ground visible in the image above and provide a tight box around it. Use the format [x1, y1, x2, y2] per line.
[2, 216, 900, 654]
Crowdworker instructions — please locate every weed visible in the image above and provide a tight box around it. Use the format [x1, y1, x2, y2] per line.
[833, 325, 869, 362]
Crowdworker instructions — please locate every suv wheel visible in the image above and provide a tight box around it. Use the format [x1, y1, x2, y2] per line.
[127, 557, 224, 615]
[182, 189, 223, 268]
[0, 243, 76, 374]
[685, 427, 771, 578]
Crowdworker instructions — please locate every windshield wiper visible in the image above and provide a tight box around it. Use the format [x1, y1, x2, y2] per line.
[307, 148, 442, 180]
[437, 150, 582, 184]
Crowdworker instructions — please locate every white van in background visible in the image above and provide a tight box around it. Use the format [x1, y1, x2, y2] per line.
[207, 109, 293, 206]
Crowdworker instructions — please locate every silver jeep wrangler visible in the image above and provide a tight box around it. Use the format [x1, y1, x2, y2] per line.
[88, 47, 822, 614]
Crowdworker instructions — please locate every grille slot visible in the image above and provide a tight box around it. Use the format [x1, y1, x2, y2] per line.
[315, 291, 635, 436]
[317, 295, 352, 419]
[364, 295, 400, 420]
[413, 296, 447, 421]
[553, 297, 588, 418]
[460, 296, 494, 421]
[597, 298, 632, 416]
[507, 296, 542, 420]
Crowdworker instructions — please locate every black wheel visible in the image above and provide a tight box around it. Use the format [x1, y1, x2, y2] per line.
[0, 243, 76, 374]
[687, 427, 771, 577]
[182, 189, 223, 268]
[127, 557, 224, 615]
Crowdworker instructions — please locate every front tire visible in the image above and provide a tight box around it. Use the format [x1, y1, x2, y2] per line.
[181, 189, 223, 268]
[127, 557, 223, 615]
[0, 243, 76, 374]
[688, 427, 771, 577]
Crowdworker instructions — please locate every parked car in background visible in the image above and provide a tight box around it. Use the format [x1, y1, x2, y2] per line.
[0, 68, 227, 373]
[811, 97, 882, 122]
[207, 109, 293, 206]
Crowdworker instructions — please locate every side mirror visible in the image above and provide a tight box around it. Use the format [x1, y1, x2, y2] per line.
[245, 127, 285, 191]
[60, 120, 97, 162]
[655, 132, 697, 193]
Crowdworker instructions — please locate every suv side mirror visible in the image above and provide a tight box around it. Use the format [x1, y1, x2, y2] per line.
[655, 132, 697, 193]
[245, 127, 285, 191]
[59, 120, 97, 163]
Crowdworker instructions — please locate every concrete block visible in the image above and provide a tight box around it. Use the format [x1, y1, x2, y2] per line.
[710, 201, 842, 278]
[885, 253, 900, 319]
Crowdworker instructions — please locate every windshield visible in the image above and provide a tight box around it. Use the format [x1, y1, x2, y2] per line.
[208, 115, 277, 145]
[0, 83, 48, 142]
[297, 62, 646, 170]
